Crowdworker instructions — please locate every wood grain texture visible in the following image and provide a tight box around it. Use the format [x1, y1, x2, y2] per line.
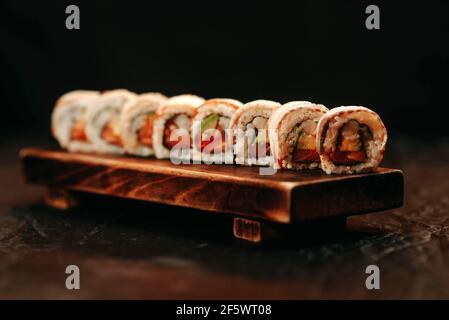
[20, 148, 403, 224]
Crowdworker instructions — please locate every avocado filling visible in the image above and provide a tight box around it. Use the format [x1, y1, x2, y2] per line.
[199, 113, 229, 152]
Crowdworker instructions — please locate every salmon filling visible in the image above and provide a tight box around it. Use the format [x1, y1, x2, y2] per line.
[137, 113, 154, 148]
[101, 118, 122, 147]
[164, 114, 191, 150]
[71, 119, 87, 141]
[330, 120, 369, 165]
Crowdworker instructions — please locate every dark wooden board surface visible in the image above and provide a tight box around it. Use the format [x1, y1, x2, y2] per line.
[1, 136, 448, 299]
[19, 148, 403, 224]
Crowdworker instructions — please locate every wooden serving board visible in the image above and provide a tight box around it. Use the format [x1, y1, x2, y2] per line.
[20, 148, 404, 243]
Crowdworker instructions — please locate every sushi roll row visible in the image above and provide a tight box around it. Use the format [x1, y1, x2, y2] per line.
[51, 89, 387, 175]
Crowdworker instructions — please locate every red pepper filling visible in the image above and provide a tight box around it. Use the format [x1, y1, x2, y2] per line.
[163, 118, 191, 149]
[71, 119, 87, 141]
[101, 123, 123, 147]
[330, 120, 369, 165]
[137, 116, 153, 148]
[200, 126, 226, 152]
[329, 150, 366, 165]
[290, 122, 319, 165]
[292, 149, 320, 163]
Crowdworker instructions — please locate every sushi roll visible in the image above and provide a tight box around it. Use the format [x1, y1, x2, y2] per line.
[269, 101, 328, 170]
[84, 89, 137, 154]
[153, 94, 205, 160]
[191, 98, 243, 164]
[51, 90, 100, 152]
[120, 92, 168, 156]
[316, 106, 387, 174]
[230, 99, 281, 166]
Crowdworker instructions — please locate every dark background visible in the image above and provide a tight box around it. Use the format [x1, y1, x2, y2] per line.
[1, 0, 449, 139]
[1, 1, 449, 300]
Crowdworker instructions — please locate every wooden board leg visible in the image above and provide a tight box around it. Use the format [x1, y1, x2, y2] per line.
[233, 216, 347, 243]
[44, 188, 78, 210]
[233, 217, 277, 243]
[233, 217, 261, 243]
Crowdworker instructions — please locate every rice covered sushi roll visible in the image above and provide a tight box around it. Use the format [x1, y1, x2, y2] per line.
[316, 106, 387, 174]
[191, 98, 243, 164]
[51, 90, 100, 152]
[269, 101, 328, 170]
[120, 92, 167, 156]
[84, 89, 137, 154]
[230, 99, 281, 166]
[153, 94, 205, 160]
